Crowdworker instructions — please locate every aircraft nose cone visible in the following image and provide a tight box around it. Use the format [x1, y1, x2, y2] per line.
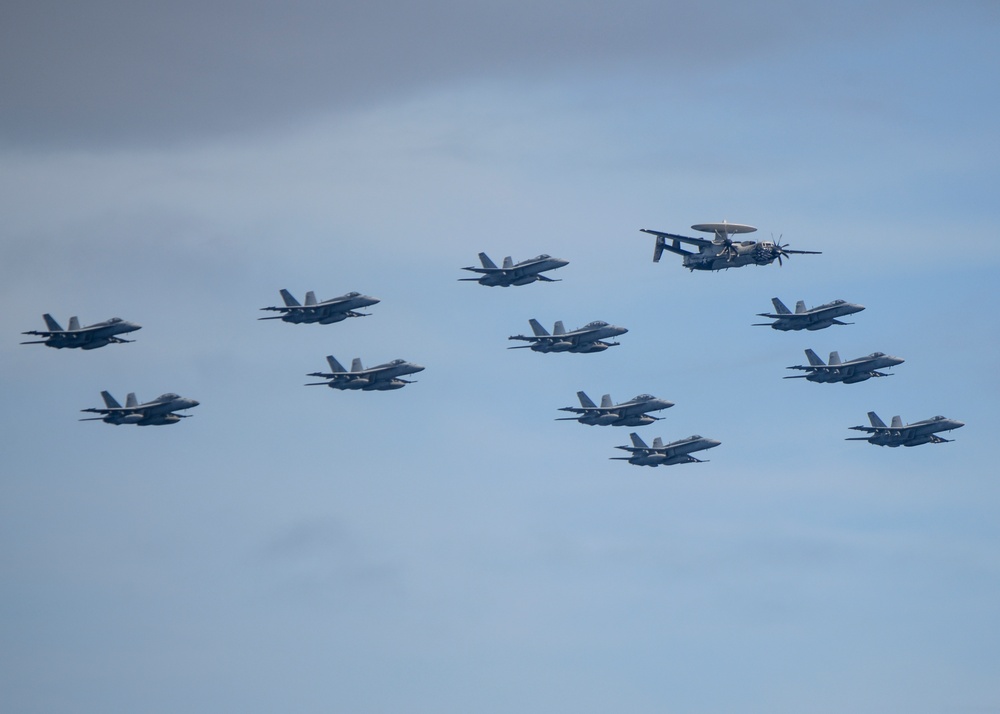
[410, 364, 425, 373]
[188, 400, 200, 408]
[952, 420, 965, 429]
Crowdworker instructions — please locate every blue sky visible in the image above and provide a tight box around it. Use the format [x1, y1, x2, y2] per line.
[2, 2, 999, 712]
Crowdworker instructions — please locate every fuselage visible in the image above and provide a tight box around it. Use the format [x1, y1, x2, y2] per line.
[623, 436, 721, 466]
[281, 293, 380, 324]
[476, 256, 569, 286]
[865, 417, 965, 447]
[767, 301, 865, 331]
[35, 318, 141, 349]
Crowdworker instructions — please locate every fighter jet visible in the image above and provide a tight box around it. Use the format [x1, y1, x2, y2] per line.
[306, 355, 424, 391]
[259, 289, 379, 324]
[21, 314, 141, 349]
[508, 319, 627, 353]
[846, 412, 965, 447]
[785, 349, 904, 384]
[611, 432, 721, 467]
[641, 222, 820, 271]
[80, 391, 199, 426]
[460, 253, 568, 287]
[753, 298, 865, 331]
[557, 392, 674, 427]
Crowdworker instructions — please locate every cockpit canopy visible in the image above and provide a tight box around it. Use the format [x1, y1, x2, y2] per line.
[157, 393, 180, 401]
[584, 321, 608, 328]
[632, 394, 655, 402]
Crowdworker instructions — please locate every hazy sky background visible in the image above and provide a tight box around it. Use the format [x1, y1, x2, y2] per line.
[2, 2, 999, 712]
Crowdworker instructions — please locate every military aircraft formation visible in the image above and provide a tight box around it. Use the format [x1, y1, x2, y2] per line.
[23, 222, 962, 453]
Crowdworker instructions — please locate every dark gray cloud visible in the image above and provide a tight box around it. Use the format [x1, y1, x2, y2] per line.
[1, 0, 906, 148]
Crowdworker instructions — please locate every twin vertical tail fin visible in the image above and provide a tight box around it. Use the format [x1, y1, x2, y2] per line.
[101, 391, 122, 409]
[125, 393, 139, 408]
[629, 432, 649, 448]
[828, 351, 842, 366]
[652, 437, 665, 448]
[67, 316, 81, 331]
[528, 319, 549, 337]
[279, 289, 301, 307]
[600, 394, 613, 408]
[326, 355, 347, 373]
[304, 291, 318, 306]
[553, 321, 566, 336]
[43, 314, 64, 331]
[868, 411, 887, 428]
[771, 298, 792, 315]
[577, 391, 597, 408]
[890, 416, 903, 429]
[805, 349, 825, 366]
[501, 256, 514, 270]
[478, 253, 499, 270]
[795, 300, 807, 314]
[350, 358, 364, 373]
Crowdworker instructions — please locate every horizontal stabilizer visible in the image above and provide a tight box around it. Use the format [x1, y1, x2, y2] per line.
[279, 289, 301, 307]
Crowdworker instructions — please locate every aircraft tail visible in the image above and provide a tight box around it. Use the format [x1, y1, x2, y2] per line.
[805, 349, 825, 366]
[502, 256, 514, 270]
[350, 358, 364, 372]
[42, 314, 63, 331]
[528, 319, 549, 337]
[795, 300, 807, 314]
[304, 291, 317, 306]
[600, 394, 613, 408]
[577, 391, 597, 408]
[652, 437, 664, 448]
[828, 351, 842, 366]
[867, 412, 887, 428]
[553, 321, 566, 335]
[629, 432, 649, 448]
[100, 391, 122, 409]
[326, 355, 347, 372]
[771, 298, 792, 315]
[125, 393, 138, 408]
[890, 416, 903, 428]
[279, 289, 301, 307]
[478, 252, 499, 270]
[653, 235, 666, 262]
[68, 316, 81, 331]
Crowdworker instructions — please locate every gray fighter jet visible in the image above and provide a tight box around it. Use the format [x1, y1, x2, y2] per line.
[459, 252, 569, 287]
[306, 355, 424, 391]
[611, 432, 721, 467]
[259, 289, 379, 324]
[508, 319, 627, 353]
[753, 298, 865, 331]
[641, 222, 820, 271]
[81, 391, 199, 426]
[21, 314, 141, 349]
[557, 392, 674, 426]
[785, 349, 904, 384]
[846, 412, 965, 447]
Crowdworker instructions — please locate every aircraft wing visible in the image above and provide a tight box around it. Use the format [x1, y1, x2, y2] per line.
[640, 229, 712, 247]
